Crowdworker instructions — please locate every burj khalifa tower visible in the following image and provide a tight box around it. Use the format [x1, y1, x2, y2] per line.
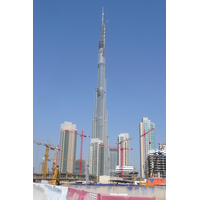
[90, 8, 109, 176]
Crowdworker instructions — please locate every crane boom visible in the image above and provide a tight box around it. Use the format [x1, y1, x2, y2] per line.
[140, 128, 155, 178]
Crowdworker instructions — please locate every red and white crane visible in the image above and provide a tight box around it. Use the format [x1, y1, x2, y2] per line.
[65, 130, 90, 174]
[116, 137, 132, 179]
[140, 128, 155, 177]
[100, 140, 133, 179]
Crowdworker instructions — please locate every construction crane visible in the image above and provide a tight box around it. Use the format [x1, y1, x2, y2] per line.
[52, 144, 60, 173]
[100, 143, 133, 179]
[33, 140, 62, 179]
[140, 128, 155, 177]
[52, 151, 57, 173]
[65, 130, 90, 174]
[116, 137, 132, 179]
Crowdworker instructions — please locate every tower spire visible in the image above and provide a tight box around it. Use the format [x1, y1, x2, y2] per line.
[99, 7, 105, 55]
[102, 7, 104, 22]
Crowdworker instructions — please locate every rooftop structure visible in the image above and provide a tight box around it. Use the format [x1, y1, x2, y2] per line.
[158, 142, 166, 151]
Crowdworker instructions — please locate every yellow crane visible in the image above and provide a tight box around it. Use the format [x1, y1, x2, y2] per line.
[33, 140, 61, 179]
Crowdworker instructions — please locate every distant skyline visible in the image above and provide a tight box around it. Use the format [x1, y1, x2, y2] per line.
[33, 0, 166, 175]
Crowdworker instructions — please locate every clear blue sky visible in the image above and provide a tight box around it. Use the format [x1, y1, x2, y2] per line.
[33, 0, 166, 175]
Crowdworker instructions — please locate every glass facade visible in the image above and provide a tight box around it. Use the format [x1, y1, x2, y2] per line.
[89, 139, 104, 178]
[110, 148, 117, 176]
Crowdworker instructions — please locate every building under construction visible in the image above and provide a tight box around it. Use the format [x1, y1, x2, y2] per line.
[147, 150, 166, 178]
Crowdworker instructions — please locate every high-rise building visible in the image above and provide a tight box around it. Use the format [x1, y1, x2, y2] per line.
[89, 138, 104, 179]
[58, 121, 77, 173]
[139, 117, 156, 178]
[117, 133, 130, 167]
[91, 8, 109, 175]
[109, 147, 118, 176]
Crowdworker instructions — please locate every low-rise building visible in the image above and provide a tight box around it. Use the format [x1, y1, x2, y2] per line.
[115, 165, 138, 181]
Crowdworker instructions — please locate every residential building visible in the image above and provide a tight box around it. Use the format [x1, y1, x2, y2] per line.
[58, 121, 77, 173]
[89, 138, 104, 179]
[117, 133, 130, 166]
[139, 117, 156, 178]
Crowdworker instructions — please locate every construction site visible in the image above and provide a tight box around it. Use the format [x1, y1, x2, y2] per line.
[33, 138, 166, 200]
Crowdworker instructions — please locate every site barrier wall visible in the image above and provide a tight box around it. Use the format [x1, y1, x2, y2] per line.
[33, 183, 68, 200]
[100, 194, 156, 200]
[33, 183, 46, 200]
[67, 187, 100, 200]
[73, 185, 166, 200]
[33, 183, 165, 200]
[67, 187, 156, 200]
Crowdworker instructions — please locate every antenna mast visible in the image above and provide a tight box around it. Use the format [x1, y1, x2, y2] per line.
[102, 7, 104, 22]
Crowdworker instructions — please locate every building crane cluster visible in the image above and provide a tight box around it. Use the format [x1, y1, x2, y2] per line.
[33, 140, 62, 179]
[100, 137, 133, 179]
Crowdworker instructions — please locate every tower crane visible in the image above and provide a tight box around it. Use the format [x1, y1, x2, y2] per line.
[52, 151, 57, 173]
[33, 140, 62, 179]
[65, 130, 90, 174]
[52, 144, 60, 173]
[100, 143, 133, 179]
[140, 128, 155, 177]
[116, 137, 132, 179]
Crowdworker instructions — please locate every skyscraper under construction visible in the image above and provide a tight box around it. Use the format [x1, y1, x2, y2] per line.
[89, 8, 109, 176]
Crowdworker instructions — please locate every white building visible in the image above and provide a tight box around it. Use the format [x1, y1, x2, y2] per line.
[117, 133, 130, 166]
[89, 138, 104, 180]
